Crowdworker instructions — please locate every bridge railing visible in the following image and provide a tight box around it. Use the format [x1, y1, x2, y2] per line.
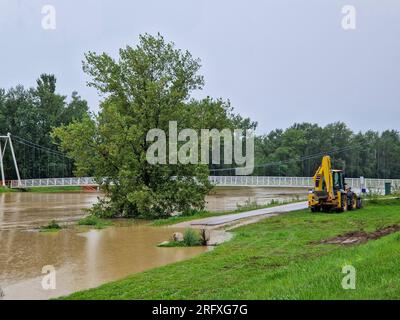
[9, 176, 400, 191]
[208, 176, 314, 187]
[208, 176, 400, 191]
[10, 177, 97, 188]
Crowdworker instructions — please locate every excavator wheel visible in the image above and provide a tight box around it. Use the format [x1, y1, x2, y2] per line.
[347, 194, 356, 211]
[352, 196, 358, 210]
[311, 205, 321, 213]
[348, 194, 362, 210]
[336, 194, 348, 213]
[343, 196, 348, 212]
[356, 197, 362, 209]
[321, 205, 331, 213]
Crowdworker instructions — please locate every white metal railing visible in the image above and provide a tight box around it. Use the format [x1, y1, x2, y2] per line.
[9, 177, 97, 188]
[9, 176, 400, 191]
[208, 176, 400, 191]
[208, 176, 314, 187]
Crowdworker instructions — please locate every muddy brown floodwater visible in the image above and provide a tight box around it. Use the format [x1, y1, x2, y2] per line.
[0, 187, 307, 300]
[205, 186, 308, 212]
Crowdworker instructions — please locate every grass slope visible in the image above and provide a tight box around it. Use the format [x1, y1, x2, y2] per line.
[0, 186, 82, 193]
[25, 186, 83, 193]
[64, 199, 400, 300]
[0, 187, 17, 193]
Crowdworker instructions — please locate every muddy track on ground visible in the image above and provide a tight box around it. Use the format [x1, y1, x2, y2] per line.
[319, 224, 400, 245]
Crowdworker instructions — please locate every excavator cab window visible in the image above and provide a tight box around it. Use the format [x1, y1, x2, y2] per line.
[333, 171, 344, 190]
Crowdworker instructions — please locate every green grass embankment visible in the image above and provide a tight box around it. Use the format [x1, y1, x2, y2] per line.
[0, 186, 83, 193]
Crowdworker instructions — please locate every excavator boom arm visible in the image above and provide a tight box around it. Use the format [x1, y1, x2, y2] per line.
[312, 155, 334, 199]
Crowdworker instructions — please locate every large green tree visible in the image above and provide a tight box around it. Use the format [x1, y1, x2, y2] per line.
[53, 34, 251, 218]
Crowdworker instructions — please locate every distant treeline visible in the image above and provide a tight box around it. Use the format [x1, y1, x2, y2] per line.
[252, 122, 400, 179]
[0, 74, 89, 179]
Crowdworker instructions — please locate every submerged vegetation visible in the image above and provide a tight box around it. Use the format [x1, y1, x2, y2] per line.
[40, 220, 61, 233]
[158, 228, 203, 247]
[77, 215, 112, 229]
[182, 229, 201, 246]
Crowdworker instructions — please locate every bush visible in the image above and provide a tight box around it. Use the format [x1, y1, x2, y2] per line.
[183, 229, 201, 246]
[40, 220, 61, 232]
[89, 200, 116, 218]
[78, 215, 111, 229]
[78, 215, 99, 226]
[182, 208, 203, 217]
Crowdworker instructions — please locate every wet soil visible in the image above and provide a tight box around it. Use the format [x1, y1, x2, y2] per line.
[320, 224, 400, 245]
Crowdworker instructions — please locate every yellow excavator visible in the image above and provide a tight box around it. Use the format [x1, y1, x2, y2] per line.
[308, 155, 362, 213]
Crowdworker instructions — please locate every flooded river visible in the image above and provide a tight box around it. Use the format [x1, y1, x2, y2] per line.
[0, 187, 307, 300]
[205, 186, 307, 212]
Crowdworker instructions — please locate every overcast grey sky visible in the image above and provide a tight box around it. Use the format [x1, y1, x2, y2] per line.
[0, 0, 399, 134]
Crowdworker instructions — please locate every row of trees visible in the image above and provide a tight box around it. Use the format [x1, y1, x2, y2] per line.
[0, 74, 89, 179]
[252, 122, 400, 179]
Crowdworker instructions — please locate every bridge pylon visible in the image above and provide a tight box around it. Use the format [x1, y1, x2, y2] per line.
[0, 133, 21, 187]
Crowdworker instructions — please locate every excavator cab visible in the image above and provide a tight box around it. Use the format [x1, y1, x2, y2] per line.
[332, 170, 345, 191]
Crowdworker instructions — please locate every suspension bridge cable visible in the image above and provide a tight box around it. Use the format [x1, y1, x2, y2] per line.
[6, 134, 75, 179]
[13, 138, 72, 159]
[12, 135, 71, 158]
[210, 142, 369, 173]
